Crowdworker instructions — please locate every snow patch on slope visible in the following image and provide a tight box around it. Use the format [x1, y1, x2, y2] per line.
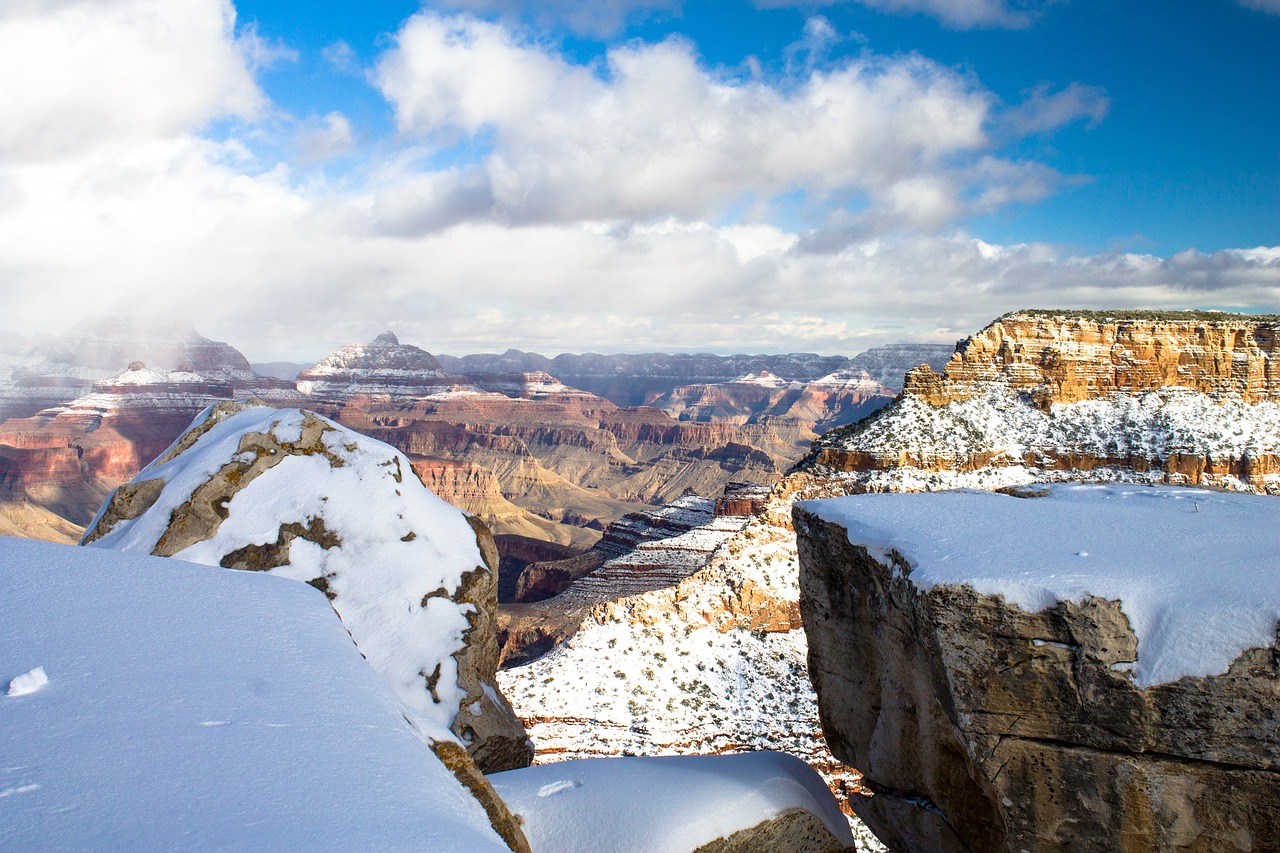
[0, 537, 507, 851]
[491, 752, 854, 853]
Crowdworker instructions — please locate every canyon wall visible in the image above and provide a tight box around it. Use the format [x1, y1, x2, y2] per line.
[805, 311, 1280, 494]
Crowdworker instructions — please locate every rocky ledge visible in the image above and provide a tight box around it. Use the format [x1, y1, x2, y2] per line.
[795, 484, 1280, 852]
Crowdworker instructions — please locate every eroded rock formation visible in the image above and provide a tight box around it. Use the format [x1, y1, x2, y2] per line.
[905, 310, 1280, 407]
[82, 401, 532, 774]
[794, 489, 1280, 852]
[806, 311, 1280, 494]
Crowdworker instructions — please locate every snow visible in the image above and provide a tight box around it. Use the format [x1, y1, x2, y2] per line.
[0, 537, 508, 851]
[822, 385, 1280, 477]
[800, 484, 1280, 687]
[490, 752, 853, 853]
[84, 405, 488, 735]
[6, 666, 48, 697]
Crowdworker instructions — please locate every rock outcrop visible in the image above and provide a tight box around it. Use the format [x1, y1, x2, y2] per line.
[82, 401, 532, 774]
[0, 317, 297, 421]
[795, 485, 1280, 852]
[905, 310, 1280, 407]
[805, 311, 1280, 494]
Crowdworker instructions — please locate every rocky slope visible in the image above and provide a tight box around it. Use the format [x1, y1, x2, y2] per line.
[83, 401, 533, 774]
[803, 310, 1280, 494]
[496, 487, 885, 850]
[796, 486, 1280, 852]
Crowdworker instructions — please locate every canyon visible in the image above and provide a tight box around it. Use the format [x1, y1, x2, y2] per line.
[0, 324, 931, 554]
[494, 310, 1280, 852]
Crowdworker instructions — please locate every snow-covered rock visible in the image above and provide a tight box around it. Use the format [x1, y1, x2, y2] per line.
[0, 537, 521, 851]
[297, 331, 489, 401]
[795, 484, 1280, 852]
[82, 401, 532, 773]
[490, 752, 854, 853]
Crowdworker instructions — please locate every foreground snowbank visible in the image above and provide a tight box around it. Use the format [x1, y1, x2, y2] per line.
[0, 537, 508, 851]
[491, 752, 854, 852]
[801, 483, 1280, 687]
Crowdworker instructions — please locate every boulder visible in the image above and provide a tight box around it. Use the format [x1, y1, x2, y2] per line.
[82, 401, 533, 775]
[795, 486, 1280, 852]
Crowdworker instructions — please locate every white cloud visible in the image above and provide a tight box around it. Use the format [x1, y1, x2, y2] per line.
[0, 0, 264, 160]
[374, 14, 1069, 231]
[1001, 82, 1109, 137]
[322, 40, 360, 74]
[295, 112, 355, 161]
[0, 4, 1273, 362]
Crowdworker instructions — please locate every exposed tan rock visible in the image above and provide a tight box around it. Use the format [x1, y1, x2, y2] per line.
[692, 807, 849, 853]
[795, 505, 1280, 853]
[806, 311, 1280, 494]
[905, 310, 1280, 407]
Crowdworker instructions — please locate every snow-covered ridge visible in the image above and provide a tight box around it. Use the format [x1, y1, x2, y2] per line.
[800, 484, 1280, 687]
[808, 384, 1280, 493]
[84, 405, 490, 737]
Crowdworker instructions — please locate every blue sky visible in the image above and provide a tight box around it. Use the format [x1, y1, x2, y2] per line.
[0, 0, 1276, 359]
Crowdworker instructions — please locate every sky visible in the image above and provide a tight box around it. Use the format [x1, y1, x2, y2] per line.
[0, 0, 1276, 361]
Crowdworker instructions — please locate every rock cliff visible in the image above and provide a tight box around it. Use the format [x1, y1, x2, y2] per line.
[82, 402, 532, 774]
[795, 485, 1280, 852]
[805, 311, 1280, 494]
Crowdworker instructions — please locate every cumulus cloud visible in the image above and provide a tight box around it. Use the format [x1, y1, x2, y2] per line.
[373, 13, 1088, 232]
[0, 4, 1274, 362]
[0, 0, 264, 160]
[754, 0, 1050, 29]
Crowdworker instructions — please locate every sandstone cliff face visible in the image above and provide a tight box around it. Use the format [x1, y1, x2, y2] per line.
[794, 489, 1280, 853]
[82, 402, 532, 775]
[907, 310, 1280, 406]
[808, 311, 1280, 494]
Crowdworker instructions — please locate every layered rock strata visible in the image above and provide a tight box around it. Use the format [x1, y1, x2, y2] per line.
[309, 335, 793, 548]
[82, 402, 532, 774]
[806, 311, 1280, 494]
[795, 486, 1280, 852]
[654, 368, 894, 444]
